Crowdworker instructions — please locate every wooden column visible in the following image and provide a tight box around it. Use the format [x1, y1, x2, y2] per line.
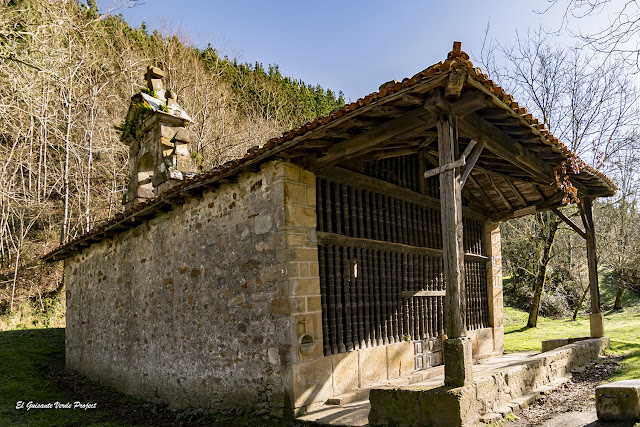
[437, 112, 466, 339]
[437, 109, 473, 387]
[580, 197, 604, 337]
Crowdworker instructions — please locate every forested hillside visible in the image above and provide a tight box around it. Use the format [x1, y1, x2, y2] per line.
[0, 0, 343, 325]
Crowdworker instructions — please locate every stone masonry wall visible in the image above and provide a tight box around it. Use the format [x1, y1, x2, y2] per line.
[484, 221, 504, 355]
[65, 160, 293, 416]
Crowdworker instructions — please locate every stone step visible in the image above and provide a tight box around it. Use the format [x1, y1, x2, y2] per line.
[326, 365, 444, 405]
[326, 388, 370, 406]
[479, 374, 573, 423]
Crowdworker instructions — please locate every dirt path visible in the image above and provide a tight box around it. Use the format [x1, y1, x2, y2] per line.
[504, 357, 637, 427]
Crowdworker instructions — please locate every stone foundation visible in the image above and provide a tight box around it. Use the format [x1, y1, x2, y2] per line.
[369, 337, 610, 426]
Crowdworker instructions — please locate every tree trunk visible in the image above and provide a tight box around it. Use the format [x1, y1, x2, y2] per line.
[573, 282, 590, 320]
[614, 285, 624, 310]
[527, 212, 560, 328]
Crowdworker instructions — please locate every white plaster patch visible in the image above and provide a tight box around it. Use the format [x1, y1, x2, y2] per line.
[268, 347, 280, 365]
[254, 214, 272, 235]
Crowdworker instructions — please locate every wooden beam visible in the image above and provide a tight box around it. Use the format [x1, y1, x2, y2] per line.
[460, 141, 484, 187]
[308, 106, 436, 170]
[487, 174, 513, 211]
[467, 174, 499, 213]
[369, 147, 417, 160]
[490, 192, 564, 221]
[458, 112, 593, 197]
[504, 178, 528, 207]
[551, 207, 588, 239]
[402, 290, 447, 298]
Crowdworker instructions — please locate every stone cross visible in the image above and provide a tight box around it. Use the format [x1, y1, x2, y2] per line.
[144, 65, 164, 94]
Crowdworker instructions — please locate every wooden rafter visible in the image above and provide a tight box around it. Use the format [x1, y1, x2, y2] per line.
[467, 174, 499, 213]
[458, 112, 594, 197]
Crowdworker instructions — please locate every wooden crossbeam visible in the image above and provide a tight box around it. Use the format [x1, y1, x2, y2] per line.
[551, 207, 587, 239]
[458, 112, 592, 197]
[490, 192, 564, 221]
[308, 107, 436, 170]
[402, 290, 447, 298]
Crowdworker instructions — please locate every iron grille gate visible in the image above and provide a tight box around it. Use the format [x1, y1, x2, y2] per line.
[315, 156, 490, 362]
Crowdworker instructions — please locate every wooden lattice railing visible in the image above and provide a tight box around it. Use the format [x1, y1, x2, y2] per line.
[316, 164, 490, 356]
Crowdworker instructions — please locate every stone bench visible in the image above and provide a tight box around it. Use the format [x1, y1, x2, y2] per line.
[596, 380, 640, 421]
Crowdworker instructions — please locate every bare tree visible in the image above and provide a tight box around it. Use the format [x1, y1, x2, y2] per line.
[478, 29, 639, 326]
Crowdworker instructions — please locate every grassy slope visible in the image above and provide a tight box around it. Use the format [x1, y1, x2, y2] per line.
[0, 328, 302, 426]
[0, 328, 121, 426]
[504, 276, 640, 382]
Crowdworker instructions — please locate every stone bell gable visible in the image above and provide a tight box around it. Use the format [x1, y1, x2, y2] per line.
[121, 66, 198, 210]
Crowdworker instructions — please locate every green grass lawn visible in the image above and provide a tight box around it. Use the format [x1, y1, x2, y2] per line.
[0, 328, 302, 426]
[504, 306, 640, 382]
[0, 328, 124, 426]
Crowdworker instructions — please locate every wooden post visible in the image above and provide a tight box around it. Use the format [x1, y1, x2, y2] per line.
[581, 197, 604, 337]
[437, 108, 473, 386]
[437, 111, 466, 338]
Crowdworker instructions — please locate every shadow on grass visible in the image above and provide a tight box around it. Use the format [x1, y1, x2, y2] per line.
[504, 325, 533, 335]
[0, 328, 301, 426]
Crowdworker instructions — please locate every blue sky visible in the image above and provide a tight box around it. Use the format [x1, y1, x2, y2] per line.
[97, 0, 609, 102]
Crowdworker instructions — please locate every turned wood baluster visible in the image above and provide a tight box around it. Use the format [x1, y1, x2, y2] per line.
[437, 258, 444, 336]
[324, 179, 333, 234]
[472, 262, 478, 329]
[344, 246, 354, 351]
[350, 187, 358, 238]
[364, 190, 372, 239]
[380, 250, 389, 344]
[389, 251, 398, 344]
[357, 189, 364, 239]
[427, 208, 435, 249]
[342, 184, 350, 238]
[465, 263, 471, 329]
[363, 248, 372, 348]
[411, 155, 417, 192]
[389, 196, 397, 243]
[334, 182, 342, 235]
[393, 252, 400, 339]
[327, 244, 338, 354]
[410, 203, 420, 246]
[402, 252, 410, 338]
[348, 246, 358, 350]
[435, 208, 442, 250]
[384, 195, 391, 243]
[395, 199, 402, 244]
[317, 178, 324, 233]
[377, 193, 385, 241]
[419, 254, 426, 339]
[372, 193, 379, 241]
[408, 252, 416, 339]
[368, 248, 377, 346]
[356, 247, 366, 349]
[402, 201, 409, 245]
[334, 246, 347, 353]
[475, 262, 481, 328]
[427, 256, 433, 338]
[319, 244, 331, 355]
[373, 249, 384, 346]
[417, 206, 424, 248]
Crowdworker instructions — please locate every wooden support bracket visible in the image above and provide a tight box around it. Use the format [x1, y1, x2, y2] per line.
[423, 140, 477, 180]
[551, 207, 587, 239]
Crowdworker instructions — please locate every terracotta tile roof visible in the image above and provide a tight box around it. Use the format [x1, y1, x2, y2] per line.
[42, 44, 617, 262]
